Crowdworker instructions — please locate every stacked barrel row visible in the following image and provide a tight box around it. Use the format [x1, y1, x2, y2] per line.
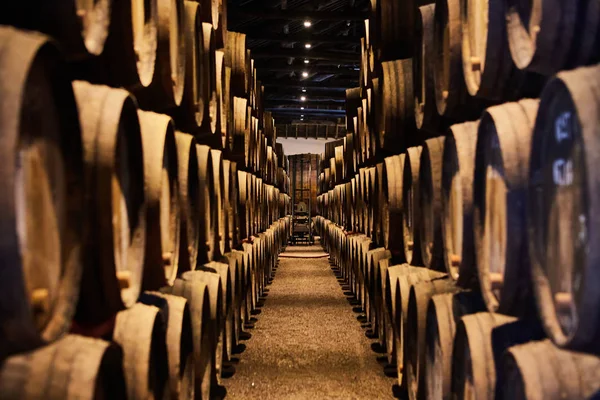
[316, 0, 600, 395]
[0, 2, 291, 399]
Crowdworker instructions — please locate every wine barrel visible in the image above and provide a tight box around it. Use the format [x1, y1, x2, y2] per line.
[103, 0, 157, 88]
[0, 335, 126, 399]
[210, 149, 226, 257]
[138, 111, 181, 288]
[73, 81, 146, 324]
[182, 270, 224, 385]
[382, 155, 406, 258]
[403, 146, 424, 265]
[405, 279, 457, 400]
[419, 137, 446, 270]
[473, 99, 539, 315]
[441, 121, 479, 285]
[226, 31, 247, 98]
[377, 0, 416, 59]
[199, 23, 218, 137]
[164, 279, 213, 400]
[0, 1, 111, 58]
[0, 28, 85, 358]
[231, 97, 251, 170]
[140, 292, 194, 400]
[528, 65, 600, 353]
[223, 250, 245, 347]
[346, 87, 362, 132]
[223, 160, 238, 252]
[196, 145, 217, 263]
[433, 0, 484, 119]
[424, 291, 485, 400]
[135, 0, 185, 110]
[113, 303, 169, 400]
[499, 340, 600, 400]
[214, 50, 226, 148]
[204, 261, 234, 363]
[380, 58, 415, 152]
[175, 132, 200, 273]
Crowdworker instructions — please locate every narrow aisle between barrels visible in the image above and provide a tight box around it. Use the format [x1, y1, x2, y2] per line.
[226, 242, 395, 399]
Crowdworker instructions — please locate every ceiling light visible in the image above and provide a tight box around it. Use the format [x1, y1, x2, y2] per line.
[305, 43, 312, 49]
[302, 71, 309, 78]
[304, 59, 310, 64]
[302, 88, 307, 92]
[300, 96, 307, 101]
[301, 115, 305, 117]
[304, 20, 312, 27]
[301, 107, 305, 110]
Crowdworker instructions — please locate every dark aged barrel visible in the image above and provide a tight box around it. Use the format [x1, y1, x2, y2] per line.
[113, 303, 169, 400]
[164, 279, 213, 400]
[138, 111, 181, 288]
[197, 22, 217, 137]
[204, 261, 234, 363]
[140, 292, 194, 400]
[346, 87, 362, 132]
[231, 97, 251, 170]
[214, 50, 226, 147]
[103, 0, 157, 88]
[499, 340, 600, 400]
[73, 81, 146, 324]
[419, 137, 446, 270]
[0, 335, 127, 399]
[135, 0, 186, 110]
[196, 145, 217, 263]
[441, 121, 479, 286]
[434, 0, 484, 119]
[0, 1, 111, 58]
[415, 4, 444, 133]
[405, 279, 457, 400]
[473, 99, 539, 315]
[0, 28, 85, 358]
[381, 59, 415, 152]
[226, 31, 248, 98]
[424, 291, 485, 400]
[175, 132, 200, 273]
[403, 146, 424, 265]
[211, 149, 226, 258]
[382, 155, 406, 258]
[377, 0, 416, 59]
[528, 65, 600, 353]
[223, 160, 238, 252]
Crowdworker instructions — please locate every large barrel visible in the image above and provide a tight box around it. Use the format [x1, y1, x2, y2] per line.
[528, 65, 600, 353]
[403, 146, 424, 265]
[0, 27, 85, 358]
[113, 303, 169, 400]
[231, 97, 251, 170]
[210, 149, 226, 258]
[382, 155, 406, 258]
[226, 31, 248, 98]
[196, 145, 217, 263]
[73, 81, 146, 324]
[223, 160, 238, 252]
[499, 340, 600, 400]
[196, 22, 217, 137]
[175, 132, 200, 272]
[380, 59, 415, 152]
[138, 111, 181, 288]
[441, 121, 479, 285]
[473, 99, 539, 315]
[376, 0, 417, 59]
[204, 261, 235, 363]
[214, 50, 226, 147]
[418, 137, 446, 270]
[0, 335, 126, 399]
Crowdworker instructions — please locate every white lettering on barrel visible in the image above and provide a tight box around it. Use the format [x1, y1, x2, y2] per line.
[555, 112, 572, 142]
[553, 159, 573, 186]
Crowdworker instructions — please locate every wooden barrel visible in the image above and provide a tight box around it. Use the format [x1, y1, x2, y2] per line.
[441, 121, 479, 285]
[433, 0, 484, 119]
[103, 0, 158, 88]
[214, 50, 226, 147]
[204, 261, 234, 363]
[210, 149, 226, 258]
[175, 132, 200, 273]
[0, 1, 111, 58]
[231, 97, 251, 170]
[223, 160, 238, 252]
[364, 248, 390, 336]
[140, 292, 194, 400]
[528, 65, 600, 353]
[377, 0, 416, 59]
[165, 279, 213, 400]
[73, 81, 146, 324]
[182, 270, 224, 385]
[380, 58, 415, 152]
[226, 31, 247, 97]
[198, 22, 217, 137]
[196, 145, 217, 263]
[346, 87, 362, 132]
[237, 170, 251, 239]
[135, 0, 185, 109]
[499, 340, 600, 400]
[505, 0, 578, 75]
[405, 279, 457, 400]
[424, 291, 485, 400]
[224, 250, 245, 347]
[113, 303, 169, 400]
[0, 335, 126, 399]
[415, 4, 444, 133]
[473, 99, 539, 315]
[381, 155, 405, 258]
[138, 111, 181, 288]
[403, 146, 424, 265]
[450, 312, 517, 400]
[419, 137, 446, 270]
[0, 28, 85, 358]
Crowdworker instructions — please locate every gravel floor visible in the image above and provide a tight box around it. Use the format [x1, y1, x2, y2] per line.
[224, 244, 396, 399]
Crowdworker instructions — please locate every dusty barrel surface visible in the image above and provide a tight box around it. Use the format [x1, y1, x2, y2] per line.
[138, 111, 181, 288]
[73, 81, 146, 324]
[419, 137, 446, 270]
[196, 145, 217, 264]
[113, 303, 169, 400]
[473, 99, 539, 315]
[499, 339, 600, 400]
[403, 146, 424, 265]
[441, 121, 479, 285]
[0, 334, 127, 400]
[0, 27, 85, 358]
[380, 59, 415, 152]
[528, 65, 600, 353]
